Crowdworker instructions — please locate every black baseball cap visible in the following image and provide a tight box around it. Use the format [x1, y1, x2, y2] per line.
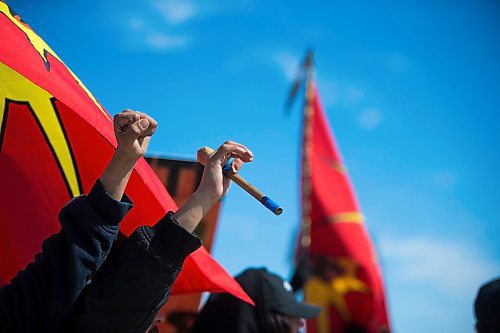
[260, 269, 321, 319]
[475, 277, 500, 329]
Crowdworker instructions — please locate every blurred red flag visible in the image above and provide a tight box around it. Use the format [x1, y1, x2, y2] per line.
[299, 81, 390, 333]
[0, 1, 252, 305]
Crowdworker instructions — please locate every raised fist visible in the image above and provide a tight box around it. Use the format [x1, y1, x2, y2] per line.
[113, 109, 158, 161]
[196, 140, 253, 201]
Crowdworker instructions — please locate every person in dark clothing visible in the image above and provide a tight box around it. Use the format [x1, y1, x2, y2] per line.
[191, 268, 321, 333]
[0, 106, 254, 333]
[65, 138, 254, 332]
[474, 277, 500, 333]
[0, 109, 157, 332]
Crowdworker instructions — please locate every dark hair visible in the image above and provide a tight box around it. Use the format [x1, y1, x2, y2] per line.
[267, 311, 292, 333]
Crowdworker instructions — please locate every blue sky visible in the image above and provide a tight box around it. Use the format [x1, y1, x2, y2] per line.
[8, 0, 500, 332]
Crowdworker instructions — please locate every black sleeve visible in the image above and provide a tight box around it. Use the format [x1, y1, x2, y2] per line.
[0, 180, 133, 333]
[68, 212, 202, 333]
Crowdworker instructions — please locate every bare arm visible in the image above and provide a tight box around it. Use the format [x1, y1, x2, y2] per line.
[100, 110, 158, 200]
[174, 141, 253, 232]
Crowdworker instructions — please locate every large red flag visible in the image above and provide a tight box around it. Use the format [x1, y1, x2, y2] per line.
[0, 1, 252, 304]
[300, 81, 390, 333]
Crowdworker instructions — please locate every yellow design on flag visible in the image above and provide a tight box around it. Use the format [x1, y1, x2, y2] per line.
[320, 156, 347, 174]
[0, 1, 59, 69]
[305, 258, 369, 333]
[325, 211, 365, 224]
[0, 1, 109, 120]
[332, 258, 369, 296]
[0, 62, 81, 197]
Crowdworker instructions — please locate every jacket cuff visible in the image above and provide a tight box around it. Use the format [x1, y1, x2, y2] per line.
[150, 212, 202, 268]
[87, 179, 134, 225]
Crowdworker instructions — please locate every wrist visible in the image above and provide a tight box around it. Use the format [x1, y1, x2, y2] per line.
[194, 186, 221, 207]
[113, 147, 140, 166]
[173, 190, 219, 233]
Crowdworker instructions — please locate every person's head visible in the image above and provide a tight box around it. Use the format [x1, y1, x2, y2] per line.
[474, 277, 500, 333]
[191, 267, 320, 333]
[256, 268, 319, 332]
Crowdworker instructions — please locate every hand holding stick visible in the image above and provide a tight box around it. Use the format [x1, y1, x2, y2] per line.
[197, 146, 283, 216]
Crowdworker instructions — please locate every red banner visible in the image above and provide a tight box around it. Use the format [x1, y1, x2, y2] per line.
[0, 1, 251, 304]
[301, 82, 390, 333]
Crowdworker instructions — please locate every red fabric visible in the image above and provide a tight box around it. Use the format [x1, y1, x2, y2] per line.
[302, 83, 390, 332]
[0, 4, 252, 305]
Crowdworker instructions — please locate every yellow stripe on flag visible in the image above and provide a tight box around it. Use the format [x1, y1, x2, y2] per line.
[325, 212, 365, 224]
[0, 62, 81, 197]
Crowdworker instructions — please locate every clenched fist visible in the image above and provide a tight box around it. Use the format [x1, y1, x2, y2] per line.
[113, 109, 158, 161]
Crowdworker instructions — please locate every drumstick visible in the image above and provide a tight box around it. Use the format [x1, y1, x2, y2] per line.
[197, 147, 283, 216]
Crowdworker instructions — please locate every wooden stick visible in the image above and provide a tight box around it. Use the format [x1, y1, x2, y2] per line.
[197, 147, 283, 216]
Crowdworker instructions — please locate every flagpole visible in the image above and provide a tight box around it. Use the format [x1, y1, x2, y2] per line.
[301, 49, 314, 248]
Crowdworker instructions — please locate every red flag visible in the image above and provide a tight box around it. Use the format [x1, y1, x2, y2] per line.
[0, 1, 252, 305]
[300, 81, 390, 333]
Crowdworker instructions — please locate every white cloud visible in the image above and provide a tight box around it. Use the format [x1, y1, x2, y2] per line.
[152, 0, 198, 24]
[145, 32, 187, 49]
[358, 107, 382, 130]
[273, 51, 300, 81]
[380, 235, 499, 298]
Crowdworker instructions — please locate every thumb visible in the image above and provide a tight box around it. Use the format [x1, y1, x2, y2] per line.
[123, 118, 150, 140]
[138, 118, 150, 131]
[229, 158, 244, 174]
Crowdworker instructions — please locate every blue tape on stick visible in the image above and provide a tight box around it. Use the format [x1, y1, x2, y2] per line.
[223, 159, 234, 173]
[261, 196, 283, 215]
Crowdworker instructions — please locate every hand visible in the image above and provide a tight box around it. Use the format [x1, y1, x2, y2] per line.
[173, 141, 253, 232]
[196, 141, 253, 203]
[114, 109, 158, 161]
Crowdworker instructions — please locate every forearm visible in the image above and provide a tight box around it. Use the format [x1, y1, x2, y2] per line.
[173, 189, 219, 233]
[99, 150, 137, 201]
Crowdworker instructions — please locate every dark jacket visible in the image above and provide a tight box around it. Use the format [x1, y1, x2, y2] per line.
[0, 180, 133, 333]
[66, 212, 202, 332]
[0, 179, 202, 333]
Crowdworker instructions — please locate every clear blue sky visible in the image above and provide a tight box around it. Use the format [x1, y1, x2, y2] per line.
[9, 0, 500, 332]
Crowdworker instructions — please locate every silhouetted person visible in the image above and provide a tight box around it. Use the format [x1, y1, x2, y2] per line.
[474, 277, 500, 333]
[191, 267, 320, 333]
